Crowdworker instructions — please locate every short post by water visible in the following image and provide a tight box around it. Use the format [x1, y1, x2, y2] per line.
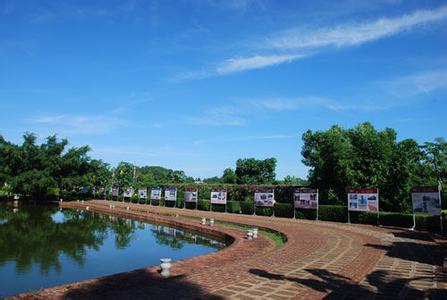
[160, 258, 172, 277]
[252, 227, 258, 238]
[209, 218, 214, 226]
[201, 217, 206, 225]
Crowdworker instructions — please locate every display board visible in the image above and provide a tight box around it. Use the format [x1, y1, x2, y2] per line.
[123, 188, 134, 198]
[211, 189, 227, 204]
[164, 187, 177, 201]
[112, 187, 118, 197]
[150, 187, 162, 200]
[138, 188, 147, 199]
[254, 189, 275, 207]
[184, 188, 198, 203]
[411, 187, 441, 215]
[347, 188, 379, 212]
[81, 186, 88, 194]
[294, 188, 318, 209]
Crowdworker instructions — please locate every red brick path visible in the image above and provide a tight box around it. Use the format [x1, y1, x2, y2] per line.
[11, 200, 447, 299]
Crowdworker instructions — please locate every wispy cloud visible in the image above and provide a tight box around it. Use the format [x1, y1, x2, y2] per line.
[216, 54, 307, 75]
[32, 114, 129, 134]
[380, 69, 447, 97]
[178, 5, 447, 78]
[265, 6, 447, 50]
[187, 106, 246, 126]
[193, 134, 296, 145]
[197, 0, 259, 11]
[253, 96, 396, 112]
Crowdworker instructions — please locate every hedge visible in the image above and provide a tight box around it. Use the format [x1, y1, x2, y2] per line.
[87, 184, 447, 233]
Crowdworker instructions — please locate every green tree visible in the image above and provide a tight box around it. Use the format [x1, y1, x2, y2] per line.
[301, 122, 430, 211]
[235, 158, 277, 184]
[281, 175, 308, 186]
[420, 137, 447, 184]
[222, 168, 237, 184]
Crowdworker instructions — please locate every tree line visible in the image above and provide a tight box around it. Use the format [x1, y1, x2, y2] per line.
[302, 122, 446, 212]
[1, 123, 445, 212]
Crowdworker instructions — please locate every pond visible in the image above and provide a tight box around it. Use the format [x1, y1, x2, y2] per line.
[0, 202, 227, 297]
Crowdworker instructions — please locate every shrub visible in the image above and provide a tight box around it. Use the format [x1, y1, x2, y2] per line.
[274, 203, 294, 218]
[211, 203, 226, 212]
[319, 205, 347, 222]
[227, 201, 241, 214]
[240, 202, 254, 215]
[294, 208, 317, 220]
[164, 201, 176, 208]
[185, 202, 197, 210]
[198, 199, 211, 211]
[255, 207, 273, 216]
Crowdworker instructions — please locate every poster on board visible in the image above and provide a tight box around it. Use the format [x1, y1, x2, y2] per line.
[123, 188, 134, 198]
[151, 187, 162, 200]
[185, 188, 198, 203]
[138, 188, 147, 199]
[211, 189, 227, 204]
[411, 187, 441, 215]
[347, 188, 379, 212]
[294, 188, 318, 209]
[112, 187, 118, 197]
[164, 187, 177, 201]
[254, 189, 275, 207]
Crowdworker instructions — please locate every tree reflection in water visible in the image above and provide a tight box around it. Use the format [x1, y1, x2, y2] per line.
[0, 203, 225, 277]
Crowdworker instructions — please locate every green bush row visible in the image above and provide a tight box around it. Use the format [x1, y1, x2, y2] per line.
[104, 198, 445, 232]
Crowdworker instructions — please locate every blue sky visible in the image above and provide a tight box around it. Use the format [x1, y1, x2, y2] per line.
[1, 0, 446, 179]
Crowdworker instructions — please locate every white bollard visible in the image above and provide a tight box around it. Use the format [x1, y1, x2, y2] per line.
[252, 228, 258, 238]
[160, 258, 172, 277]
[209, 218, 214, 226]
[86, 206, 89, 211]
[126, 206, 130, 211]
[201, 217, 206, 225]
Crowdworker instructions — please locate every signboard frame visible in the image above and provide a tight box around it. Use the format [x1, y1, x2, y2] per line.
[294, 188, 319, 220]
[410, 186, 443, 232]
[254, 188, 275, 216]
[164, 187, 177, 204]
[184, 187, 199, 209]
[347, 188, 379, 225]
[211, 188, 227, 212]
[138, 188, 147, 200]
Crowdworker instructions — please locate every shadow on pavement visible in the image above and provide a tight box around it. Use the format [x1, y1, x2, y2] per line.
[249, 268, 447, 299]
[60, 268, 223, 300]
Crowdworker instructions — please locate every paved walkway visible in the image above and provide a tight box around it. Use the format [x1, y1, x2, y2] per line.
[13, 200, 447, 300]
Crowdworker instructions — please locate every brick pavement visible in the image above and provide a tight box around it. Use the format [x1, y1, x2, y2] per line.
[12, 200, 447, 300]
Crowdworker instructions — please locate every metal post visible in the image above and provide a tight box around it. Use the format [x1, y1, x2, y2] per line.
[347, 210, 351, 224]
[410, 213, 416, 230]
[439, 186, 443, 234]
[316, 205, 319, 221]
[377, 188, 380, 226]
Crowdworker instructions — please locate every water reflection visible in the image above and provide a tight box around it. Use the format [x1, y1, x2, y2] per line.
[0, 203, 226, 297]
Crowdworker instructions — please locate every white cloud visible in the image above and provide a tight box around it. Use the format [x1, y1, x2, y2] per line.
[380, 69, 447, 97]
[208, 5, 447, 76]
[253, 97, 391, 112]
[32, 114, 129, 134]
[216, 54, 306, 74]
[187, 106, 246, 126]
[265, 5, 447, 50]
